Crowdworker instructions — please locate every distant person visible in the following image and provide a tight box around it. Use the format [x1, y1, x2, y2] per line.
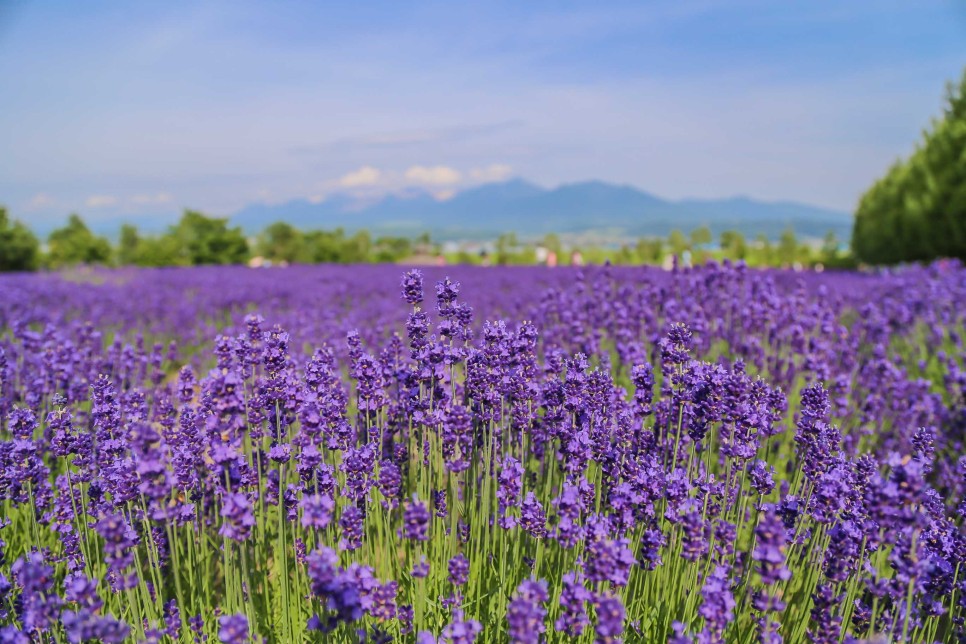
[436, 254, 446, 266]
[546, 251, 557, 267]
[570, 251, 584, 267]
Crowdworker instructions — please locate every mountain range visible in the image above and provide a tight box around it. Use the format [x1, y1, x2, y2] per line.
[232, 179, 852, 242]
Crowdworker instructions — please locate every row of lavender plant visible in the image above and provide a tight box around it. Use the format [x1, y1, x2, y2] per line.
[1, 261, 964, 642]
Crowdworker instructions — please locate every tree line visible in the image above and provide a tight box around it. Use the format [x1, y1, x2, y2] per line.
[852, 67, 966, 264]
[0, 210, 420, 271]
[0, 208, 851, 272]
[472, 228, 849, 269]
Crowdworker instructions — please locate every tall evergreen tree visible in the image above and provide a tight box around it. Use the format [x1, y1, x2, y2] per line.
[853, 68, 966, 264]
[0, 207, 41, 272]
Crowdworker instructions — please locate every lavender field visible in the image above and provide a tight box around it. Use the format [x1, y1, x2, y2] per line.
[1, 261, 965, 643]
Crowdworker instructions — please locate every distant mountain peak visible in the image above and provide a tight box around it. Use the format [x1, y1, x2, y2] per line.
[230, 178, 851, 241]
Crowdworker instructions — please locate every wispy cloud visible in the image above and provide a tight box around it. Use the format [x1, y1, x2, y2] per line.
[26, 193, 55, 210]
[337, 166, 383, 188]
[470, 164, 513, 183]
[130, 192, 172, 205]
[85, 195, 118, 208]
[404, 165, 462, 186]
[290, 121, 525, 157]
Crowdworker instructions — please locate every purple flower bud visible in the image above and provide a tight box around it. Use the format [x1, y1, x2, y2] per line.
[401, 270, 424, 305]
[448, 554, 470, 587]
[507, 579, 548, 643]
[218, 613, 249, 644]
[402, 496, 430, 541]
[300, 493, 334, 530]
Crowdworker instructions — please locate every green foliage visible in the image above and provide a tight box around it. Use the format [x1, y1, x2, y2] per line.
[172, 210, 250, 265]
[0, 207, 41, 272]
[719, 230, 748, 260]
[853, 67, 966, 264]
[135, 234, 188, 267]
[668, 229, 689, 255]
[46, 214, 112, 268]
[494, 232, 518, 265]
[689, 225, 712, 249]
[117, 224, 141, 266]
[635, 237, 664, 263]
[113, 213, 248, 267]
[257, 221, 306, 263]
[3, 207, 857, 272]
[778, 227, 798, 262]
[371, 236, 412, 263]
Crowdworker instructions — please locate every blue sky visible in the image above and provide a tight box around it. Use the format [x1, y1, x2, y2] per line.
[1, 0, 964, 229]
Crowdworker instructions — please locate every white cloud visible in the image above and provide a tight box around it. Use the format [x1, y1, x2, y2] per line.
[469, 163, 513, 183]
[338, 165, 383, 188]
[433, 189, 457, 201]
[130, 192, 172, 205]
[26, 193, 55, 209]
[85, 195, 118, 208]
[404, 165, 461, 186]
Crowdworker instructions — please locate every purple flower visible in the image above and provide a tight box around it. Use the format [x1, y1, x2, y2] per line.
[370, 581, 398, 621]
[593, 594, 625, 643]
[401, 269, 424, 305]
[306, 547, 369, 630]
[520, 492, 547, 539]
[218, 613, 249, 643]
[300, 493, 334, 530]
[377, 460, 402, 501]
[399, 605, 415, 635]
[555, 571, 591, 636]
[268, 444, 291, 463]
[497, 456, 524, 513]
[808, 583, 843, 644]
[402, 496, 430, 541]
[748, 460, 776, 496]
[754, 506, 791, 586]
[448, 554, 470, 586]
[631, 363, 654, 414]
[411, 557, 430, 579]
[584, 535, 636, 587]
[441, 609, 482, 643]
[219, 493, 255, 542]
[697, 566, 735, 642]
[507, 579, 548, 643]
[61, 611, 130, 644]
[339, 505, 364, 551]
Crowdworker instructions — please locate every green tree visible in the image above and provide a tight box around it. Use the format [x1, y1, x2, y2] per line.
[755, 233, 774, 266]
[778, 228, 798, 264]
[720, 230, 748, 260]
[342, 230, 372, 263]
[690, 226, 712, 249]
[853, 67, 966, 264]
[303, 229, 347, 263]
[821, 232, 839, 260]
[0, 207, 41, 272]
[495, 232, 518, 265]
[257, 221, 305, 263]
[136, 236, 185, 267]
[372, 236, 412, 263]
[170, 210, 249, 265]
[47, 214, 112, 268]
[541, 233, 563, 258]
[117, 224, 141, 266]
[668, 229, 689, 255]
